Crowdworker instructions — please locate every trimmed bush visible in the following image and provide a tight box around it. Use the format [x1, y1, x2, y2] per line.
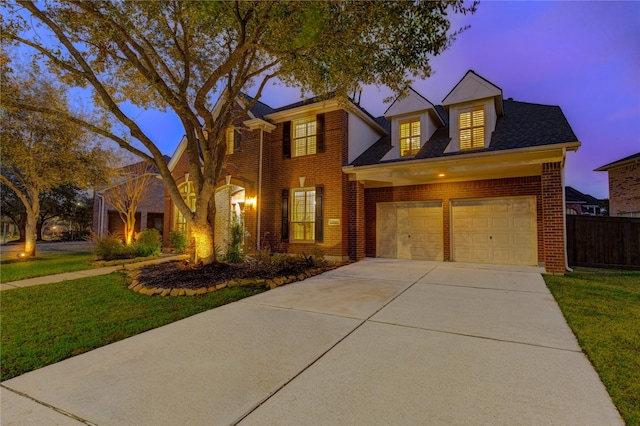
[93, 229, 161, 261]
[169, 230, 188, 254]
[94, 233, 136, 261]
[134, 229, 161, 257]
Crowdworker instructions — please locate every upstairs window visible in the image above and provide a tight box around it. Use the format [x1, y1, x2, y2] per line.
[399, 118, 421, 157]
[459, 107, 485, 150]
[292, 117, 317, 157]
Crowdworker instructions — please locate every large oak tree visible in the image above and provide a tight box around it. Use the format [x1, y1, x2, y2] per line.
[2, 0, 476, 264]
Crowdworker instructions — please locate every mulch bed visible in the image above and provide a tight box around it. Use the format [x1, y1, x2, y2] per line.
[135, 261, 256, 290]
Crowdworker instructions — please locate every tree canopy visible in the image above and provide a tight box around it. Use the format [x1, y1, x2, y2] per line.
[2, 0, 476, 263]
[0, 55, 111, 255]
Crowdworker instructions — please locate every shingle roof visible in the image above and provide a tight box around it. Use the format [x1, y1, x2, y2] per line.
[351, 99, 578, 166]
[239, 92, 275, 118]
[565, 186, 601, 205]
[594, 152, 640, 171]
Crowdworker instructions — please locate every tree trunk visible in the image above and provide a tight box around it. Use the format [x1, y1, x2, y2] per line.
[190, 218, 215, 265]
[16, 214, 26, 242]
[24, 210, 38, 257]
[36, 219, 44, 241]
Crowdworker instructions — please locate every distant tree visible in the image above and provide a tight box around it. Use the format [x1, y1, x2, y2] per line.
[100, 160, 158, 245]
[0, 58, 111, 256]
[3, 0, 476, 264]
[37, 184, 90, 240]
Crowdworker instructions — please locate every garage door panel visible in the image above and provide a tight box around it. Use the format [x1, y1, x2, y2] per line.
[452, 197, 537, 266]
[377, 202, 443, 261]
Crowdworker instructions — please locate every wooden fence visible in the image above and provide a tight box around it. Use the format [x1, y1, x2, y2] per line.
[566, 215, 640, 269]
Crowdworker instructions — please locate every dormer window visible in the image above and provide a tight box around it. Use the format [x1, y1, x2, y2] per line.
[459, 107, 485, 150]
[399, 118, 421, 157]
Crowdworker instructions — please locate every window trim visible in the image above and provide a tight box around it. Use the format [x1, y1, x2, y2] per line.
[399, 117, 421, 157]
[458, 106, 485, 150]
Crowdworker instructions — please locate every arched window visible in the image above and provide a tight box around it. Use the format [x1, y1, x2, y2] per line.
[174, 181, 196, 234]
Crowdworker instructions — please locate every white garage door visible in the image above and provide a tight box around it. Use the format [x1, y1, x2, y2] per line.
[377, 201, 443, 261]
[451, 197, 537, 266]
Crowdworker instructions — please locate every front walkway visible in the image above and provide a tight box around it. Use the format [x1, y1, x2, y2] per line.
[1, 259, 622, 425]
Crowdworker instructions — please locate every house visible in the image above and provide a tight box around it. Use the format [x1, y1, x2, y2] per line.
[163, 70, 580, 274]
[565, 186, 604, 216]
[92, 159, 168, 239]
[595, 152, 640, 217]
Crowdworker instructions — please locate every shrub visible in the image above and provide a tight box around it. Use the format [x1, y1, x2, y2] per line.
[169, 230, 188, 254]
[93, 233, 136, 261]
[225, 219, 248, 263]
[133, 229, 161, 257]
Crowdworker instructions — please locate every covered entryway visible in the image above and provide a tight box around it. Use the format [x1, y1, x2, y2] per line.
[377, 201, 443, 260]
[451, 197, 537, 266]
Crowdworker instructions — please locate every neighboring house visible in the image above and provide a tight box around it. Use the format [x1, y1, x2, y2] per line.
[595, 152, 640, 217]
[163, 70, 580, 274]
[92, 159, 168, 238]
[565, 186, 604, 216]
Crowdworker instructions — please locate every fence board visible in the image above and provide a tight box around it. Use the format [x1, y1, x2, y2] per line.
[566, 215, 640, 269]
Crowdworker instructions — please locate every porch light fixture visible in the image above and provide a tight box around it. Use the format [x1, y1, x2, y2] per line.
[438, 173, 446, 177]
[245, 197, 257, 208]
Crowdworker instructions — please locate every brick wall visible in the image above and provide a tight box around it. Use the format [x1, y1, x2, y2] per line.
[93, 176, 165, 238]
[261, 109, 350, 259]
[364, 176, 547, 266]
[608, 160, 640, 216]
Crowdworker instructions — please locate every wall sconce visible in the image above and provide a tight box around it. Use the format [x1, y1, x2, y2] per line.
[245, 197, 257, 208]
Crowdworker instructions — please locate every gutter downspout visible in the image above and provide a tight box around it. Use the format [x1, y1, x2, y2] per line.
[97, 193, 105, 238]
[561, 149, 573, 272]
[257, 128, 264, 251]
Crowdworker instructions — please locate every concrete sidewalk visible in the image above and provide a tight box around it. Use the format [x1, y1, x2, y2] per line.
[1, 259, 623, 425]
[0, 255, 185, 291]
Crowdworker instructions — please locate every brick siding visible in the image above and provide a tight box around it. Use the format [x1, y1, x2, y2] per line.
[608, 160, 640, 216]
[364, 175, 553, 269]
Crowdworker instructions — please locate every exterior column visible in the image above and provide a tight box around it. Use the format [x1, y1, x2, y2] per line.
[542, 162, 566, 274]
[348, 178, 366, 260]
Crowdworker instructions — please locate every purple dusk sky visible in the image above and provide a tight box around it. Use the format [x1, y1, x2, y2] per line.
[129, 1, 639, 200]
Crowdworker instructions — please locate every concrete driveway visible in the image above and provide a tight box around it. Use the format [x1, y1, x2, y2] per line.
[1, 259, 622, 425]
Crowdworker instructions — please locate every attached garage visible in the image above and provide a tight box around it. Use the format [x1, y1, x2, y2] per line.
[451, 197, 538, 266]
[377, 201, 443, 260]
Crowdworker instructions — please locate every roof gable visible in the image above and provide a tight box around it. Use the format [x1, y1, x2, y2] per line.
[384, 88, 436, 117]
[442, 70, 503, 115]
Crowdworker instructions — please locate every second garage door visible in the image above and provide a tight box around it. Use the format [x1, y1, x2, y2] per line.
[377, 201, 443, 261]
[451, 197, 538, 266]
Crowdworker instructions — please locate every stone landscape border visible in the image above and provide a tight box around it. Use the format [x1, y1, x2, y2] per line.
[127, 264, 343, 297]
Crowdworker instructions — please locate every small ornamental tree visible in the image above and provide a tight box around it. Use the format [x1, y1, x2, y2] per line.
[100, 160, 158, 245]
[3, 0, 476, 264]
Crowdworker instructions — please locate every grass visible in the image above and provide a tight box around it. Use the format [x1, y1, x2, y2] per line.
[544, 268, 640, 426]
[0, 272, 264, 381]
[0, 251, 97, 283]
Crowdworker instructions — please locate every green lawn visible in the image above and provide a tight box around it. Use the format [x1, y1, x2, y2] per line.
[0, 251, 97, 283]
[0, 272, 263, 381]
[544, 268, 640, 426]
